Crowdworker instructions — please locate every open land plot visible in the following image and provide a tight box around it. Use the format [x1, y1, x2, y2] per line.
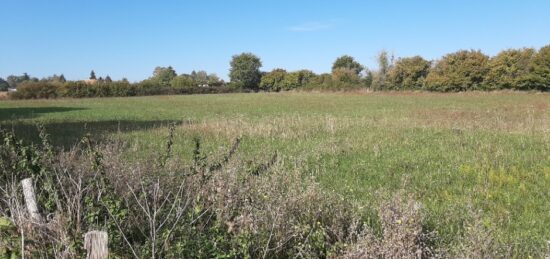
[1, 91, 549, 255]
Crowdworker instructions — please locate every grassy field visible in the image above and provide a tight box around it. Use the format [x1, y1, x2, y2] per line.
[1, 91, 549, 255]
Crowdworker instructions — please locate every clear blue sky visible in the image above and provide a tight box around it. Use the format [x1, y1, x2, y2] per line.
[1, 0, 550, 82]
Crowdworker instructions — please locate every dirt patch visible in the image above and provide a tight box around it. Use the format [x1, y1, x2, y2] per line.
[0, 92, 8, 100]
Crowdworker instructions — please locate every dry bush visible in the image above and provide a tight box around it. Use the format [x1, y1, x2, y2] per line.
[203, 157, 358, 257]
[449, 207, 510, 259]
[0, 128, 361, 257]
[1, 126, 511, 258]
[342, 192, 440, 259]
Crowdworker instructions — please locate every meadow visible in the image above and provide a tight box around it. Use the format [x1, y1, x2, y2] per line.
[1, 91, 549, 256]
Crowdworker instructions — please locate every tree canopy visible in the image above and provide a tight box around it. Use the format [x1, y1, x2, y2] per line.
[229, 53, 262, 89]
[484, 48, 536, 90]
[529, 44, 550, 91]
[425, 50, 489, 91]
[0, 78, 9, 91]
[151, 66, 177, 86]
[332, 55, 364, 75]
[89, 70, 97, 80]
[387, 56, 431, 90]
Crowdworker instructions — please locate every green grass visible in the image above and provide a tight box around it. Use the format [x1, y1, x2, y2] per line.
[1, 91, 549, 256]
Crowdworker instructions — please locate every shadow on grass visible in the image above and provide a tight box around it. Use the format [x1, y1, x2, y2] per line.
[1, 119, 187, 148]
[0, 107, 88, 121]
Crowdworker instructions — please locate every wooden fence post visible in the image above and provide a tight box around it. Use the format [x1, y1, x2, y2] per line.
[21, 178, 42, 223]
[84, 231, 108, 259]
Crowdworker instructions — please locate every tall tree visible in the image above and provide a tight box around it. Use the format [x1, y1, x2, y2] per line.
[485, 48, 536, 90]
[387, 56, 431, 90]
[105, 75, 113, 83]
[207, 73, 222, 86]
[0, 78, 9, 91]
[260, 69, 287, 91]
[152, 66, 177, 86]
[372, 50, 391, 89]
[528, 44, 550, 91]
[59, 74, 66, 83]
[332, 68, 361, 84]
[332, 55, 364, 75]
[170, 75, 195, 88]
[425, 50, 489, 91]
[90, 70, 97, 80]
[6, 73, 31, 88]
[229, 53, 262, 89]
[379, 51, 391, 75]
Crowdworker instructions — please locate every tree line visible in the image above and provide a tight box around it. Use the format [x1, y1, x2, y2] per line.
[2, 44, 549, 99]
[249, 45, 550, 92]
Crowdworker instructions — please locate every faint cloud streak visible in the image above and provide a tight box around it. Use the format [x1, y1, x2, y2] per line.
[288, 22, 333, 32]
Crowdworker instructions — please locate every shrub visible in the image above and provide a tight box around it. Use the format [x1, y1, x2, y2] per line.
[332, 68, 362, 84]
[387, 56, 431, 90]
[9, 81, 59, 99]
[0, 129, 359, 257]
[332, 55, 364, 76]
[485, 48, 537, 90]
[0, 128, 514, 257]
[170, 75, 196, 88]
[259, 69, 287, 91]
[425, 50, 490, 91]
[528, 44, 550, 91]
[343, 193, 440, 258]
[0, 78, 9, 91]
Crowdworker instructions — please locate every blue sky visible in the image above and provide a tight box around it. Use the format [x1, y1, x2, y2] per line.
[1, 0, 550, 81]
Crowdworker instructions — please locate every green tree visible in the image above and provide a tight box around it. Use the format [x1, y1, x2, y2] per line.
[229, 53, 262, 89]
[332, 68, 361, 84]
[363, 70, 373, 88]
[89, 70, 96, 80]
[311, 73, 333, 88]
[484, 48, 536, 90]
[378, 51, 391, 76]
[281, 71, 302, 90]
[387, 56, 431, 90]
[59, 74, 66, 83]
[151, 66, 177, 86]
[170, 75, 195, 88]
[6, 73, 31, 88]
[260, 69, 287, 91]
[207, 73, 222, 86]
[0, 78, 9, 91]
[193, 70, 209, 84]
[105, 75, 113, 83]
[528, 45, 550, 91]
[332, 55, 363, 75]
[372, 50, 392, 89]
[260, 69, 315, 91]
[425, 50, 489, 91]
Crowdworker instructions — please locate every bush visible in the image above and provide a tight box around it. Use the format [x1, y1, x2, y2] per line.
[528, 44, 550, 91]
[259, 69, 287, 91]
[485, 48, 536, 90]
[387, 56, 431, 90]
[332, 67, 362, 84]
[0, 78, 9, 91]
[9, 81, 59, 99]
[0, 129, 359, 257]
[0, 128, 516, 257]
[425, 50, 490, 91]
